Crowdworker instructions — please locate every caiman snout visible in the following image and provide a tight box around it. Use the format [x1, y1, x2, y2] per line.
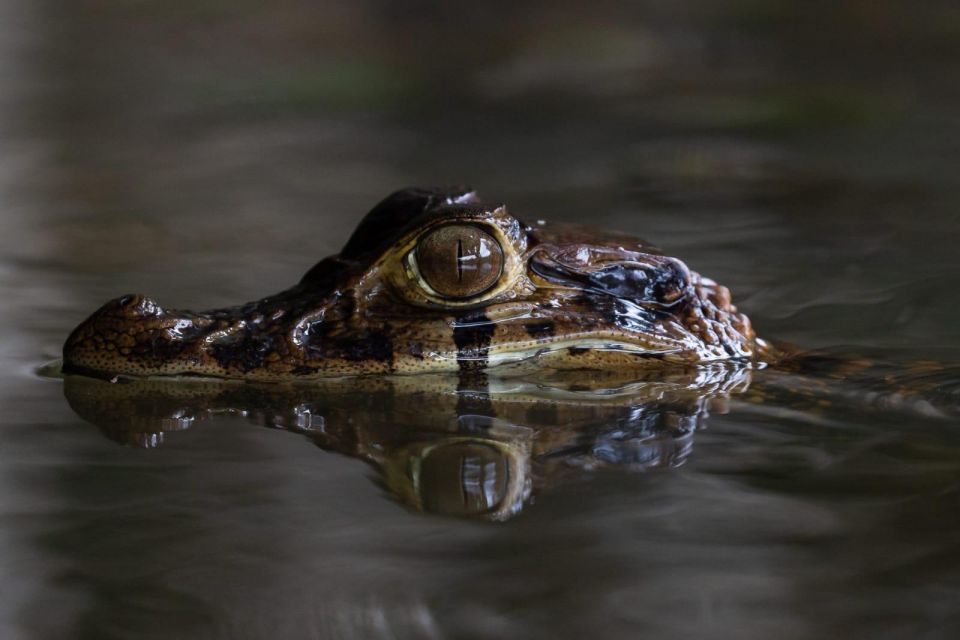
[63, 294, 211, 378]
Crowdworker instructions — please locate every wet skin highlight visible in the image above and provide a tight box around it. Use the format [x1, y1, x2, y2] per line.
[63, 187, 768, 380]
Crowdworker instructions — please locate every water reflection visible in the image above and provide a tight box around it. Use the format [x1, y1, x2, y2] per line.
[63, 366, 751, 520]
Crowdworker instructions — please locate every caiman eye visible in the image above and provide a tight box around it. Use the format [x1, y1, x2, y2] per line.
[416, 225, 504, 299]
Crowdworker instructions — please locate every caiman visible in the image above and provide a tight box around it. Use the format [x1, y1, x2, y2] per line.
[62, 186, 769, 380]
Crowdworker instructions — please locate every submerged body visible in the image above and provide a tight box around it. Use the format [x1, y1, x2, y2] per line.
[63, 187, 767, 380]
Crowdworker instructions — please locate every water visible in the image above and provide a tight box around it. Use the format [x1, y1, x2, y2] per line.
[3, 1, 960, 638]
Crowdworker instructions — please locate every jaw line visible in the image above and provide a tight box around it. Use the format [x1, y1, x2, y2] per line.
[483, 337, 689, 368]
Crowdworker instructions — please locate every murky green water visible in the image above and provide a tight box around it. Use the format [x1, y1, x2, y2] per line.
[3, 1, 960, 638]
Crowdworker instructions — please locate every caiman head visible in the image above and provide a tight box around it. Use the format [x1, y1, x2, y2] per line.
[63, 187, 764, 380]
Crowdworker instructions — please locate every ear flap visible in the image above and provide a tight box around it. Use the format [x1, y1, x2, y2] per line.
[339, 186, 478, 262]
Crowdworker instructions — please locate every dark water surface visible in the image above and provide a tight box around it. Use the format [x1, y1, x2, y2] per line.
[3, 1, 960, 638]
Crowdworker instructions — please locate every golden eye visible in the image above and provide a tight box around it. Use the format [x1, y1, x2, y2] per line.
[416, 225, 504, 299]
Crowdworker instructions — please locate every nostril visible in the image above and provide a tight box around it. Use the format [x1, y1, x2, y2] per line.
[106, 294, 163, 318]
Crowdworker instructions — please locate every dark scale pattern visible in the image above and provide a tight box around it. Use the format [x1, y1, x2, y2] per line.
[524, 321, 556, 339]
[455, 372, 496, 416]
[452, 310, 497, 373]
[210, 331, 276, 373]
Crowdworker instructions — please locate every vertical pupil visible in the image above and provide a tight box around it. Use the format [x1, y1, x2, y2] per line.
[457, 238, 463, 282]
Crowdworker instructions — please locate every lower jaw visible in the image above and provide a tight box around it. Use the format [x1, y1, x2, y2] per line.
[486, 340, 690, 372]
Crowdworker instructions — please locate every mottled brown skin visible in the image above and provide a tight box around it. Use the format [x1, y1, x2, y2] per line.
[63, 187, 767, 380]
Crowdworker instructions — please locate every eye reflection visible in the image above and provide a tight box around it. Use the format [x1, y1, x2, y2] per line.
[416, 225, 503, 299]
[419, 443, 509, 516]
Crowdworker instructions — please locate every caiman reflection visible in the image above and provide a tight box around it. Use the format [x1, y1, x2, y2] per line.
[63, 367, 752, 520]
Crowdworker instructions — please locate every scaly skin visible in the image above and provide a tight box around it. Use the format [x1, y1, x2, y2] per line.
[63, 187, 768, 380]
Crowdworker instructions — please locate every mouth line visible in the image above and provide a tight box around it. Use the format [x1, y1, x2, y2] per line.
[478, 337, 691, 367]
